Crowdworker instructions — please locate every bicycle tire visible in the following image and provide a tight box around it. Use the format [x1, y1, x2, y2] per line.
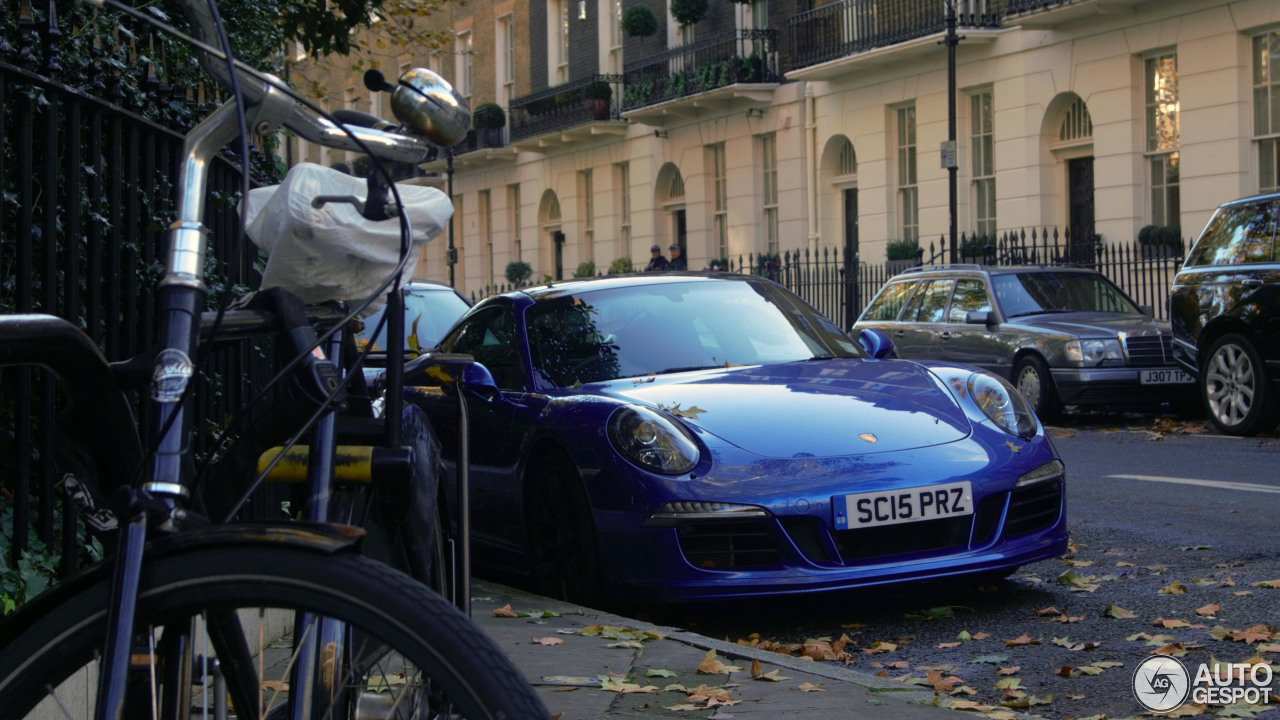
[0, 541, 547, 720]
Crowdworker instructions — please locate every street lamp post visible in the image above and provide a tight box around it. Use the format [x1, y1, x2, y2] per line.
[447, 149, 456, 287]
[943, 1, 960, 264]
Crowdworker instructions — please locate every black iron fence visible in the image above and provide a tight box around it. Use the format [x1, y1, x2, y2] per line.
[621, 29, 779, 112]
[472, 228, 1186, 331]
[788, 0, 1002, 71]
[1, 7, 273, 593]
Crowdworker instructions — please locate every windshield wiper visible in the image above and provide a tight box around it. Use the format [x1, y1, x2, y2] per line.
[1007, 309, 1076, 318]
[656, 364, 724, 375]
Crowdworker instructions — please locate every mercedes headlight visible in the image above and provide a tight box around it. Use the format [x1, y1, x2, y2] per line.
[608, 406, 700, 475]
[968, 372, 1038, 438]
[1065, 339, 1123, 365]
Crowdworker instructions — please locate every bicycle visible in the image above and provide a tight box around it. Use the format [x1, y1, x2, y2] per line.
[0, 0, 548, 716]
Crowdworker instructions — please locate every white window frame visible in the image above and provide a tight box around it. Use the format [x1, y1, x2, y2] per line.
[549, 0, 569, 85]
[616, 163, 630, 259]
[896, 104, 919, 246]
[1145, 51, 1180, 227]
[1253, 29, 1280, 193]
[970, 90, 995, 240]
[711, 144, 728, 260]
[479, 190, 493, 287]
[761, 134, 779, 255]
[456, 31, 473, 104]
[580, 169, 595, 265]
[496, 14, 515, 107]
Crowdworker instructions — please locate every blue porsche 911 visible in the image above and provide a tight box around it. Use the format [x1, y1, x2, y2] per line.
[403, 273, 1067, 606]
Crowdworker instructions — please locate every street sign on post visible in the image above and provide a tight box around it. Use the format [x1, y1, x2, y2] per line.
[940, 140, 958, 169]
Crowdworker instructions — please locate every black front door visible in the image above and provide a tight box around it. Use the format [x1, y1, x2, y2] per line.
[552, 230, 564, 280]
[843, 188, 860, 328]
[673, 209, 687, 252]
[1068, 157, 1095, 263]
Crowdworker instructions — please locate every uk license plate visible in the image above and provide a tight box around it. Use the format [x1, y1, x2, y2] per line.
[833, 481, 973, 530]
[1140, 369, 1193, 385]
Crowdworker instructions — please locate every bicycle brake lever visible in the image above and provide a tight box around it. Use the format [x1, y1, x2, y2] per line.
[311, 194, 367, 213]
[310, 193, 400, 220]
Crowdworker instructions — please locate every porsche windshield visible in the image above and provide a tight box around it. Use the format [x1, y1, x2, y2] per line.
[525, 279, 864, 387]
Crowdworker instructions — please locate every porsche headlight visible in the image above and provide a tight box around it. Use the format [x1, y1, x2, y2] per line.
[608, 406, 700, 475]
[1065, 339, 1123, 365]
[968, 372, 1038, 438]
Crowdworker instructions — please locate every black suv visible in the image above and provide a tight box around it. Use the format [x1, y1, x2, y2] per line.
[1171, 193, 1280, 435]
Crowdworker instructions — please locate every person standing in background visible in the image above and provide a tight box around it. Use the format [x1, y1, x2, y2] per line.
[668, 244, 686, 270]
[646, 244, 669, 271]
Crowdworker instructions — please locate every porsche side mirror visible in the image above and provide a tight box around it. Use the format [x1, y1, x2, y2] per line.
[856, 328, 895, 360]
[462, 362, 501, 402]
[404, 352, 502, 402]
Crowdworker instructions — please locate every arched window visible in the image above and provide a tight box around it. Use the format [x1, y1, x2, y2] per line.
[836, 139, 856, 178]
[1059, 97, 1093, 143]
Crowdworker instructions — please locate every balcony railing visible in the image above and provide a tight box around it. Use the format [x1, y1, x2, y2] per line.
[621, 29, 779, 112]
[788, 0, 1001, 71]
[454, 126, 509, 155]
[1004, 0, 1075, 13]
[508, 74, 623, 142]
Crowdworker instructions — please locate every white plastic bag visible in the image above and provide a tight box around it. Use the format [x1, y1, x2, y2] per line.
[240, 162, 453, 307]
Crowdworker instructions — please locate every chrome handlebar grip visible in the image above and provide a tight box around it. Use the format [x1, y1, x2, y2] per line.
[291, 107, 437, 164]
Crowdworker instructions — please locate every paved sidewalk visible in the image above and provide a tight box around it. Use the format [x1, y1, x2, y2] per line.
[470, 579, 988, 719]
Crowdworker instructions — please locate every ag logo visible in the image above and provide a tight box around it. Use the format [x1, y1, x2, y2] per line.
[1133, 654, 1191, 713]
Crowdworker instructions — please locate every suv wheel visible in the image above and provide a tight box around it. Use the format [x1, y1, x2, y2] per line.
[1201, 333, 1280, 436]
[1014, 355, 1061, 424]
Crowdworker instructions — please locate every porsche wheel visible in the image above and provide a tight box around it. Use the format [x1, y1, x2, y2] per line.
[526, 451, 604, 607]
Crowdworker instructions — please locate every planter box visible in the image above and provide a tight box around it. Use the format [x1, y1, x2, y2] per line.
[886, 259, 920, 275]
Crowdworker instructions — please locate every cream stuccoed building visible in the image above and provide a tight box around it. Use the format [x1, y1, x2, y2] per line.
[289, 0, 1280, 300]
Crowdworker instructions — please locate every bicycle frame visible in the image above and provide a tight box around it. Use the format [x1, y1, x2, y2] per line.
[0, 0, 479, 713]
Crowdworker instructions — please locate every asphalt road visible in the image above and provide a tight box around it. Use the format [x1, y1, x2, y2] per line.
[657, 413, 1280, 720]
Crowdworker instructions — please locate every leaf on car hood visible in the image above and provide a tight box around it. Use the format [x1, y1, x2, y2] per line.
[656, 402, 707, 419]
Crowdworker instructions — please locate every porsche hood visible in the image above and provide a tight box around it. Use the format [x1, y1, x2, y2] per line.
[601, 359, 972, 458]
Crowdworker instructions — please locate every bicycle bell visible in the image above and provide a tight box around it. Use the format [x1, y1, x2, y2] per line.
[390, 68, 471, 149]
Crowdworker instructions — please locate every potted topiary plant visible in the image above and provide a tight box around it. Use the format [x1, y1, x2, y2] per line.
[572, 261, 596, 278]
[608, 257, 634, 274]
[752, 252, 781, 281]
[1138, 224, 1181, 259]
[473, 102, 506, 129]
[959, 234, 995, 263]
[583, 81, 612, 120]
[505, 260, 533, 286]
[621, 5, 658, 37]
[886, 239, 921, 273]
[472, 102, 506, 147]
[670, 0, 708, 25]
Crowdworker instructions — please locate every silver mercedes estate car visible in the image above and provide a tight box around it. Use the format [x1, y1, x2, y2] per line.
[854, 264, 1196, 422]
